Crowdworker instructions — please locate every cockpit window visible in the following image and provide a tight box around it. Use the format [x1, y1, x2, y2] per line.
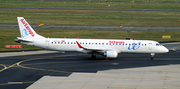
[156, 43, 161, 46]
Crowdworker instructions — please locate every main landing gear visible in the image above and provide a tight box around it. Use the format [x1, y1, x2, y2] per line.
[151, 53, 155, 60]
[91, 53, 96, 59]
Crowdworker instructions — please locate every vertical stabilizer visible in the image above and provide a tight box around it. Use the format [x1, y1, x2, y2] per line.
[17, 17, 38, 39]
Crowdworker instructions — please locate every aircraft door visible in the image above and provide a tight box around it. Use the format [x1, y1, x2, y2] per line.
[149, 43, 152, 50]
[45, 40, 49, 49]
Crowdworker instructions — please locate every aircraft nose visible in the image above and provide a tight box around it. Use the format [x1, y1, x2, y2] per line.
[163, 46, 169, 53]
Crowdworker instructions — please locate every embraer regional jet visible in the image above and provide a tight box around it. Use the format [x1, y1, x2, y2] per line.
[15, 17, 169, 60]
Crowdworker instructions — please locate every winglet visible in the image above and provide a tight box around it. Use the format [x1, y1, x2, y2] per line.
[76, 41, 84, 48]
[76, 36, 79, 39]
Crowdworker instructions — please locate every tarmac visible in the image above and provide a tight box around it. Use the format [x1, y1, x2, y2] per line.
[27, 65, 180, 89]
[1, 24, 180, 32]
[1, 7, 180, 12]
[0, 42, 179, 89]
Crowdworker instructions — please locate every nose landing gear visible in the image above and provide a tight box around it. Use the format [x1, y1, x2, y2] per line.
[151, 53, 155, 60]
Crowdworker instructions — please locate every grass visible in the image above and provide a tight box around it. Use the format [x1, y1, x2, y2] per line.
[0, 29, 180, 51]
[0, 1, 180, 51]
[0, 9, 180, 26]
[0, 1, 180, 10]
[0, 1, 180, 26]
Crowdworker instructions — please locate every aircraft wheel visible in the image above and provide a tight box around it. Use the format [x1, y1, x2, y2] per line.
[91, 54, 96, 59]
[150, 53, 155, 60]
[151, 57, 154, 60]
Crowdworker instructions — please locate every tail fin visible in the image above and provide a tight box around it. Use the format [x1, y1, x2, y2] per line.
[17, 17, 38, 39]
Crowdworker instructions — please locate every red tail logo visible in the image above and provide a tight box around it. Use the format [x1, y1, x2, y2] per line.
[20, 19, 35, 37]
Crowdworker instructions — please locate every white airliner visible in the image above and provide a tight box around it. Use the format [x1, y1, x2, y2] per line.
[15, 17, 169, 59]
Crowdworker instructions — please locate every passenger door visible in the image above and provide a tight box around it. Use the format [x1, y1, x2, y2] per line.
[149, 43, 152, 50]
[45, 40, 49, 49]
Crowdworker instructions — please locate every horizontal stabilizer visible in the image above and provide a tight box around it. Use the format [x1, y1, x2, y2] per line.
[15, 37, 33, 43]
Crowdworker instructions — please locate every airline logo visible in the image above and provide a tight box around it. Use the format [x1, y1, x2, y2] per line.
[20, 19, 35, 37]
[109, 41, 125, 44]
[128, 42, 141, 50]
[61, 40, 65, 42]
[21, 29, 29, 38]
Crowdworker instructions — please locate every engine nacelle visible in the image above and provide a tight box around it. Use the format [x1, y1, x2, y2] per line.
[104, 50, 118, 58]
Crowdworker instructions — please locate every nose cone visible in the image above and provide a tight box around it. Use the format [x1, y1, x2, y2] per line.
[163, 46, 169, 53]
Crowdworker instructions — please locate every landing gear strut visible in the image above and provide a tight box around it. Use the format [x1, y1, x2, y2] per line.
[91, 53, 96, 59]
[150, 53, 155, 60]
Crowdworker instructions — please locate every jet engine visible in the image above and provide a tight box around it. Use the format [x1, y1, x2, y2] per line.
[103, 50, 118, 58]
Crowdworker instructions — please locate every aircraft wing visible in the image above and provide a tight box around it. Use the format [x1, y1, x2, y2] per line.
[76, 41, 118, 53]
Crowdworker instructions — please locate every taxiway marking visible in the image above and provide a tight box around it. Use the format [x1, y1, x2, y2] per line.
[173, 46, 180, 52]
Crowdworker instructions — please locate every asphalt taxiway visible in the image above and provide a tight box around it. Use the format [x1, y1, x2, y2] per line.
[0, 42, 179, 89]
